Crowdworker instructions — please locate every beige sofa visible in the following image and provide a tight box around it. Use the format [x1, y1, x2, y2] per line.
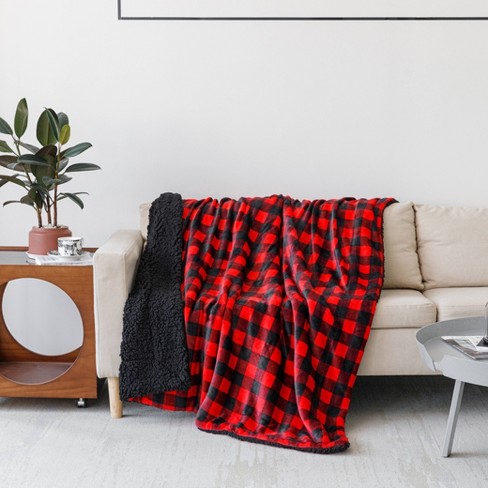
[94, 202, 488, 417]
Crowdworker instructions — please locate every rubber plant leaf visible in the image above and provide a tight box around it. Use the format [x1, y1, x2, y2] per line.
[64, 163, 101, 173]
[45, 108, 60, 142]
[57, 112, 69, 129]
[59, 124, 71, 145]
[61, 142, 92, 158]
[58, 158, 69, 172]
[0, 140, 14, 153]
[18, 154, 50, 166]
[0, 174, 26, 188]
[58, 192, 85, 209]
[18, 141, 40, 154]
[20, 194, 36, 205]
[36, 110, 57, 146]
[57, 174, 72, 185]
[0, 117, 13, 135]
[0, 155, 18, 167]
[14, 98, 28, 138]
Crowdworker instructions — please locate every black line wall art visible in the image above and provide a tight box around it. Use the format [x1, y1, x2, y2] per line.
[118, 0, 488, 21]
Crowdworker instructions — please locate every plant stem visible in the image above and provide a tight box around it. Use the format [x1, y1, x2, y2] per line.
[47, 201, 52, 225]
[12, 136, 42, 227]
[53, 189, 58, 226]
[12, 136, 20, 157]
[12, 137, 34, 186]
[53, 142, 61, 227]
[36, 207, 42, 228]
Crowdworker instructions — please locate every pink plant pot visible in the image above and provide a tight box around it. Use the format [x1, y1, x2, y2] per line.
[28, 226, 72, 255]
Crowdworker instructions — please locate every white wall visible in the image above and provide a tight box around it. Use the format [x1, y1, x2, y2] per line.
[2, 0, 488, 249]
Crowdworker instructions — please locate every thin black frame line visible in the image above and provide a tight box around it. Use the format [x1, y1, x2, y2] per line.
[117, 0, 488, 21]
[119, 16, 488, 21]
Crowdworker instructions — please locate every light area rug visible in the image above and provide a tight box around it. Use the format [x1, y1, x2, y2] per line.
[0, 376, 487, 488]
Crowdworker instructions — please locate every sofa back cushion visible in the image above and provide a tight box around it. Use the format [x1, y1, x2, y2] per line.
[382, 202, 423, 290]
[415, 204, 488, 289]
[140, 203, 151, 240]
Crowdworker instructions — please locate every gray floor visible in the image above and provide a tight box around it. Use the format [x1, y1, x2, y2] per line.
[0, 376, 487, 488]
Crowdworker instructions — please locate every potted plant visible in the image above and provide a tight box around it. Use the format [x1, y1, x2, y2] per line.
[0, 98, 100, 254]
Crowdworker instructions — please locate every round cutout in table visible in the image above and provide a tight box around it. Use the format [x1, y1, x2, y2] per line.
[1, 278, 83, 357]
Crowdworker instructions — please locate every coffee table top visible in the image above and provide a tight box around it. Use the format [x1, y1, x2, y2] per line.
[416, 316, 488, 388]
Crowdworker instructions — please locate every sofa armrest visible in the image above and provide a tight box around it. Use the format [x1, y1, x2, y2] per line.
[93, 230, 144, 379]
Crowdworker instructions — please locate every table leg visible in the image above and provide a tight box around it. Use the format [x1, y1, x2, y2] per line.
[442, 379, 465, 457]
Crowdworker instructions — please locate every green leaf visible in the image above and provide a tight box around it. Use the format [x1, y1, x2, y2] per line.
[57, 112, 69, 129]
[32, 166, 54, 185]
[35, 144, 57, 159]
[14, 98, 28, 138]
[3, 200, 25, 207]
[61, 142, 92, 158]
[64, 162, 101, 173]
[18, 154, 50, 166]
[0, 155, 18, 168]
[3, 194, 40, 209]
[20, 195, 36, 206]
[58, 158, 69, 171]
[0, 140, 14, 153]
[59, 124, 71, 145]
[31, 183, 51, 199]
[58, 192, 85, 209]
[36, 110, 57, 146]
[29, 145, 56, 180]
[0, 117, 13, 135]
[0, 174, 27, 188]
[45, 108, 59, 141]
[6, 162, 26, 171]
[28, 187, 44, 208]
[57, 174, 72, 185]
[30, 149, 55, 182]
[41, 176, 60, 188]
[18, 141, 40, 153]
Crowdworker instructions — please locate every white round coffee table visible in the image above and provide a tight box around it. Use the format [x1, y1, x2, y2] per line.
[416, 316, 488, 457]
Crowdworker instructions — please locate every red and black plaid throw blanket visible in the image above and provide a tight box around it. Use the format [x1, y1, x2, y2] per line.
[123, 194, 394, 453]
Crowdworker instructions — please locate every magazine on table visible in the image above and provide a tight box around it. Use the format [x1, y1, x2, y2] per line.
[442, 336, 488, 360]
[26, 252, 93, 266]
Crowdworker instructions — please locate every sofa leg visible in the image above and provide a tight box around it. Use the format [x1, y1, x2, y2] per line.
[108, 377, 123, 419]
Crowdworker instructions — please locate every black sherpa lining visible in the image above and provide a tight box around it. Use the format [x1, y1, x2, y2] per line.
[119, 192, 190, 400]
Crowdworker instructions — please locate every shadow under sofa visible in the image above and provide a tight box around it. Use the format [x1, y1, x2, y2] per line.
[93, 201, 488, 418]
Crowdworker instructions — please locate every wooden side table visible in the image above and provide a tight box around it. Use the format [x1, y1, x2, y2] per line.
[0, 249, 97, 406]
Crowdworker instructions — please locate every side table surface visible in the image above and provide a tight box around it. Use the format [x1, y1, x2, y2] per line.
[416, 316, 488, 457]
[416, 316, 488, 388]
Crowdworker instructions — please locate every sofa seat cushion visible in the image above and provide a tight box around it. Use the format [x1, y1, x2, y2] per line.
[423, 287, 488, 322]
[358, 328, 435, 375]
[382, 202, 423, 290]
[371, 289, 436, 329]
[415, 204, 488, 290]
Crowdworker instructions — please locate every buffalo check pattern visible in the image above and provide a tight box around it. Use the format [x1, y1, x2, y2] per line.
[132, 195, 394, 453]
